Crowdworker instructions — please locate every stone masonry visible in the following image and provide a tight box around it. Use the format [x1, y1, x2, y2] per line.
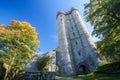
[24, 51, 56, 72]
[56, 7, 98, 76]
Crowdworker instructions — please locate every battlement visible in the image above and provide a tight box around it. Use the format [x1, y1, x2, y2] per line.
[56, 7, 78, 18]
[56, 7, 98, 76]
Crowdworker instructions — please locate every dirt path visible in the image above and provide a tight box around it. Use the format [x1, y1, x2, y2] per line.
[55, 76, 81, 80]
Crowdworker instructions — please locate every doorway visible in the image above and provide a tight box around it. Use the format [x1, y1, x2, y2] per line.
[77, 64, 90, 74]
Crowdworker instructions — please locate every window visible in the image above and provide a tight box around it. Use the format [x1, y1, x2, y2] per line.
[71, 27, 73, 30]
[78, 51, 81, 56]
[76, 41, 77, 45]
[73, 32, 75, 36]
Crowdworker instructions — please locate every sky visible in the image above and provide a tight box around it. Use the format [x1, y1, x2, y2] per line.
[0, 0, 98, 54]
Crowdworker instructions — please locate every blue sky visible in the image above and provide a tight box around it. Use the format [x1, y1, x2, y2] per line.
[0, 0, 98, 54]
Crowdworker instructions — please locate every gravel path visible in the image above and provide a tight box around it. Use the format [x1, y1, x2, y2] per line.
[55, 76, 81, 80]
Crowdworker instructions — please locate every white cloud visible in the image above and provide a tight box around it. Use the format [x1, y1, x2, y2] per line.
[51, 34, 58, 41]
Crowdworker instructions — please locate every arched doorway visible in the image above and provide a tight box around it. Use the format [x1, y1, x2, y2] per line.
[77, 64, 90, 74]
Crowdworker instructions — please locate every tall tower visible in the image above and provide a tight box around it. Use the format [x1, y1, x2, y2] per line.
[56, 8, 98, 76]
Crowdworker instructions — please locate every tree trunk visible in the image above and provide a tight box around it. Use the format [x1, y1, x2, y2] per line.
[3, 63, 10, 80]
[4, 68, 10, 80]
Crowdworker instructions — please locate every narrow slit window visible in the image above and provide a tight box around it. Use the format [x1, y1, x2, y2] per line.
[76, 41, 77, 45]
[78, 51, 81, 56]
[72, 27, 73, 30]
[73, 32, 75, 36]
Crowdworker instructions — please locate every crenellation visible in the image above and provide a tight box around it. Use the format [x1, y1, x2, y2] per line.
[56, 7, 98, 75]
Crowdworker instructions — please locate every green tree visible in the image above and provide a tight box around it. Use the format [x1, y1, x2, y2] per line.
[0, 20, 40, 80]
[36, 55, 50, 71]
[84, 0, 120, 62]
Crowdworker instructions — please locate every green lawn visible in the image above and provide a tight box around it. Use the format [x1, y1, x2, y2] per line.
[67, 62, 120, 80]
[71, 73, 120, 80]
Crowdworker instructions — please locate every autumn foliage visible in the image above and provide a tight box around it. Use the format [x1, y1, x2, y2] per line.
[0, 20, 40, 80]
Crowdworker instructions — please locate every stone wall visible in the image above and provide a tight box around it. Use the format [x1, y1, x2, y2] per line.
[24, 51, 56, 72]
[56, 7, 98, 75]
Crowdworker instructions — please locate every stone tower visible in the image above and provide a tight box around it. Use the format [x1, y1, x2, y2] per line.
[56, 8, 98, 76]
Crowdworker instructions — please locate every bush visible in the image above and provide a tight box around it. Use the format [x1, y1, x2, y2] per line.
[36, 56, 50, 71]
[94, 62, 120, 73]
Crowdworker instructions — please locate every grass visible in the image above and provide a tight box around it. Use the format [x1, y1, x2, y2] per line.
[71, 72, 120, 80]
[65, 62, 120, 80]
[94, 61, 120, 73]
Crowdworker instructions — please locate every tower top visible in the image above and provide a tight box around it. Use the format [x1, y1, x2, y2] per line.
[56, 7, 78, 18]
[56, 11, 66, 17]
[71, 7, 78, 11]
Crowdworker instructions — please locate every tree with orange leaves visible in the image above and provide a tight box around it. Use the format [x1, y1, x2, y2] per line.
[0, 20, 40, 80]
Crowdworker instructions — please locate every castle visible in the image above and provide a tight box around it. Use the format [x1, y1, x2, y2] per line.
[24, 7, 98, 76]
[56, 8, 98, 75]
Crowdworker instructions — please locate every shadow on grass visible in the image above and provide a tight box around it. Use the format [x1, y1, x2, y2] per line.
[71, 73, 120, 80]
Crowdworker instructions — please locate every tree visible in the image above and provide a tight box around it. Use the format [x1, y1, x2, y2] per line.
[84, 0, 120, 62]
[36, 55, 50, 71]
[0, 20, 40, 80]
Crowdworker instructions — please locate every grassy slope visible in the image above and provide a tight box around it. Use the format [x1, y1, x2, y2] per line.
[69, 62, 120, 80]
[71, 72, 120, 80]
